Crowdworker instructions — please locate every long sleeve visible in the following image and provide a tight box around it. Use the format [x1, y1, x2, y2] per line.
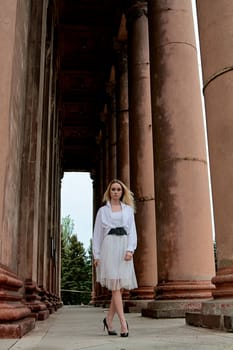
[92, 208, 103, 259]
[126, 208, 137, 253]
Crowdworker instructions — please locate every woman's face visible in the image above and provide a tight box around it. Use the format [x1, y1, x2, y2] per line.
[110, 182, 122, 200]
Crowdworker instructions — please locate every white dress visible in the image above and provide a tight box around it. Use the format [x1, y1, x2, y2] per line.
[95, 210, 138, 291]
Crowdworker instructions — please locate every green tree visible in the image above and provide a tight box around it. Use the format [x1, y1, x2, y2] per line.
[213, 240, 217, 271]
[61, 215, 74, 248]
[84, 239, 93, 298]
[61, 216, 92, 305]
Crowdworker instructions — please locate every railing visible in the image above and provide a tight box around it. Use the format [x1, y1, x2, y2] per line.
[61, 289, 91, 294]
[61, 289, 92, 305]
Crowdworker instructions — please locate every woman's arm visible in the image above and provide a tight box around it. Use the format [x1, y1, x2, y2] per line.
[126, 207, 137, 253]
[92, 208, 103, 260]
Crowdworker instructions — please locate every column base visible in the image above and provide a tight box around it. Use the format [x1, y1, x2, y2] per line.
[155, 280, 215, 299]
[0, 303, 32, 321]
[92, 286, 155, 307]
[186, 270, 233, 331]
[25, 301, 50, 320]
[0, 317, 35, 338]
[211, 267, 233, 298]
[124, 299, 154, 313]
[39, 286, 54, 314]
[130, 286, 155, 299]
[91, 288, 111, 307]
[0, 265, 35, 338]
[39, 287, 62, 314]
[142, 299, 208, 318]
[92, 299, 153, 313]
[186, 298, 233, 331]
[24, 279, 49, 320]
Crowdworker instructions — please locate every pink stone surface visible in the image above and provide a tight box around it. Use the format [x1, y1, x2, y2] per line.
[197, 1, 233, 297]
[127, 3, 157, 297]
[0, 318, 35, 339]
[148, 0, 215, 297]
[0, 306, 31, 322]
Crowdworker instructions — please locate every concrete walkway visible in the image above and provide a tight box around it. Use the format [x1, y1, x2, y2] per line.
[0, 306, 233, 350]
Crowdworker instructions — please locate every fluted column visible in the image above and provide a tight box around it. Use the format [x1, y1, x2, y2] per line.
[126, 0, 157, 299]
[148, 0, 215, 304]
[115, 42, 130, 186]
[196, 0, 233, 308]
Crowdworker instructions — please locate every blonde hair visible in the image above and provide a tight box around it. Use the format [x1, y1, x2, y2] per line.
[102, 179, 136, 212]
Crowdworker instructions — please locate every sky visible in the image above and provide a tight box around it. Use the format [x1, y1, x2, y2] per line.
[61, 172, 93, 250]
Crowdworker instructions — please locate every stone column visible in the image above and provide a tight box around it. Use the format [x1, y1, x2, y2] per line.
[0, 0, 35, 336]
[54, 115, 62, 302]
[0, 0, 30, 270]
[99, 108, 109, 190]
[52, 168, 61, 305]
[91, 168, 110, 305]
[17, 0, 50, 320]
[197, 0, 233, 298]
[38, 20, 54, 292]
[106, 78, 117, 181]
[145, 0, 215, 317]
[101, 107, 110, 187]
[187, 0, 233, 329]
[0, 1, 16, 247]
[115, 42, 130, 186]
[126, 0, 157, 299]
[47, 102, 58, 295]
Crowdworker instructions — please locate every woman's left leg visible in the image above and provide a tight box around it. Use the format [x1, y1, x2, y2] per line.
[111, 289, 128, 333]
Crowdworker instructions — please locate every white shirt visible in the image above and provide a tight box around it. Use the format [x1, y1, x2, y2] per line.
[93, 201, 137, 259]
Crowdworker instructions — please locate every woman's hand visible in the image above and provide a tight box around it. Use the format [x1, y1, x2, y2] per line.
[94, 259, 100, 267]
[124, 251, 133, 261]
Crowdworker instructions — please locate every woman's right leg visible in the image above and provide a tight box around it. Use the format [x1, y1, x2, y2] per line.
[106, 296, 116, 330]
[111, 290, 128, 333]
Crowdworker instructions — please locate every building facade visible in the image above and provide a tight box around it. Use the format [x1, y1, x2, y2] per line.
[0, 0, 232, 337]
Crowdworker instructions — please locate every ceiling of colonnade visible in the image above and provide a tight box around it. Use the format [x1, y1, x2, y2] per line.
[57, 0, 125, 172]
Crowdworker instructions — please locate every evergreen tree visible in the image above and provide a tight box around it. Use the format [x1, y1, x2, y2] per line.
[84, 239, 93, 300]
[61, 215, 74, 248]
[61, 216, 92, 305]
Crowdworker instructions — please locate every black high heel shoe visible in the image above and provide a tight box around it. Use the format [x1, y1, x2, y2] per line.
[120, 321, 129, 337]
[103, 318, 117, 336]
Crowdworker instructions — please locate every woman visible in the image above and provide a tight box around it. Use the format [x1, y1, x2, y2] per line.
[93, 179, 138, 337]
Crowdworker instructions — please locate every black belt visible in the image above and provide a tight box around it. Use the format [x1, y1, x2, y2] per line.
[108, 227, 127, 236]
